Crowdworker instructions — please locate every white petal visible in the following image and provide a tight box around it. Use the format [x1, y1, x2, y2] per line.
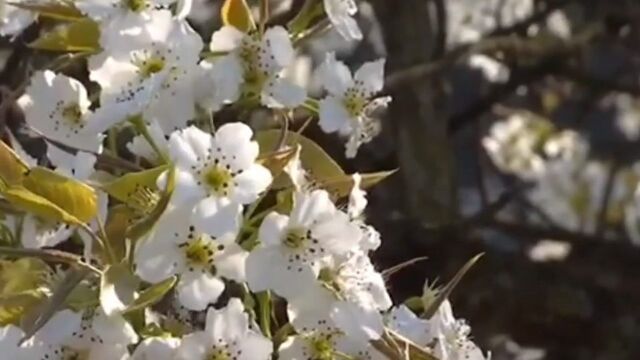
[257, 212, 289, 246]
[331, 301, 384, 341]
[35, 310, 81, 345]
[290, 190, 334, 228]
[206, 55, 244, 107]
[21, 216, 72, 249]
[193, 197, 242, 238]
[324, 0, 362, 41]
[354, 58, 386, 96]
[177, 271, 225, 311]
[210, 26, 245, 52]
[233, 164, 273, 204]
[214, 242, 248, 282]
[318, 96, 352, 134]
[92, 310, 139, 345]
[131, 337, 180, 360]
[169, 168, 207, 207]
[261, 78, 307, 109]
[263, 26, 295, 69]
[175, 332, 208, 360]
[205, 298, 248, 342]
[237, 332, 272, 360]
[317, 52, 353, 96]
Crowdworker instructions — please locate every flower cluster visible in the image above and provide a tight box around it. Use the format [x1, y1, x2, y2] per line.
[484, 112, 640, 244]
[0, 1, 487, 359]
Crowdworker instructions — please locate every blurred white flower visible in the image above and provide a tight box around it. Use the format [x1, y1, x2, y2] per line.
[324, 0, 363, 41]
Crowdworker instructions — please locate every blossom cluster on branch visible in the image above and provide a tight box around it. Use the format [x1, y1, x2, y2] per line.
[0, 0, 488, 359]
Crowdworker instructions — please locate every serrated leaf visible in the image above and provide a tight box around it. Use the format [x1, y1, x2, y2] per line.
[0, 140, 29, 186]
[221, 0, 255, 32]
[21, 267, 88, 342]
[256, 130, 345, 186]
[101, 165, 167, 213]
[30, 18, 99, 52]
[22, 167, 97, 223]
[8, 1, 83, 21]
[321, 169, 397, 199]
[126, 167, 175, 240]
[123, 276, 176, 315]
[423, 253, 483, 319]
[2, 185, 83, 225]
[100, 262, 139, 316]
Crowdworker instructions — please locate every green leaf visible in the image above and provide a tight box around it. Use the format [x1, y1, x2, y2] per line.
[423, 253, 484, 319]
[23, 167, 98, 223]
[21, 267, 88, 341]
[104, 205, 137, 262]
[221, 0, 255, 32]
[126, 166, 175, 241]
[0, 140, 29, 186]
[100, 262, 139, 316]
[30, 18, 100, 52]
[8, 1, 83, 21]
[0, 259, 48, 326]
[321, 169, 398, 199]
[256, 130, 345, 186]
[123, 276, 176, 315]
[2, 185, 83, 225]
[101, 165, 168, 214]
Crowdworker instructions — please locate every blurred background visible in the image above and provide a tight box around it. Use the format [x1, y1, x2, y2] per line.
[4, 0, 640, 359]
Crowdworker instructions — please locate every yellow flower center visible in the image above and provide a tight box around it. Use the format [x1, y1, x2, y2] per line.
[184, 237, 214, 268]
[343, 89, 367, 117]
[124, 0, 146, 12]
[138, 56, 165, 78]
[202, 165, 233, 196]
[284, 227, 307, 249]
[61, 103, 83, 125]
[206, 347, 231, 360]
[310, 336, 334, 360]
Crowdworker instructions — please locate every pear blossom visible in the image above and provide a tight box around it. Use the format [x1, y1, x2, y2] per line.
[33, 307, 138, 360]
[317, 53, 390, 158]
[87, 10, 203, 134]
[135, 205, 247, 310]
[206, 25, 306, 109]
[18, 71, 104, 154]
[75, 0, 173, 23]
[163, 124, 272, 213]
[287, 252, 391, 341]
[324, 0, 363, 41]
[387, 301, 488, 360]
[126, 118, 170, 164]
[246, 189, 361, 299]
[175, 298, 272, 360]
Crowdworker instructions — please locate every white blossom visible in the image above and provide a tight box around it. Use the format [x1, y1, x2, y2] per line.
[246, 190, 361, 299]
[135, 205, 246, 310]
[323, 0, 363, 41]
[163, 124, 271, 215]
[18, 71, 104, 155]
[87, 10, 203, 134]
[175, 298, 272, 360]
[317, 53, 390, 158]
[206, 25, 306, 109]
